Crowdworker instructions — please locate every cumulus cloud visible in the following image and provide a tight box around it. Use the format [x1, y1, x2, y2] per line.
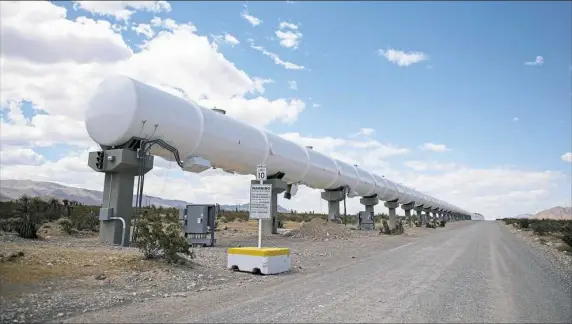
[512, 117, 519, 122]
[0, 1, 133, 64]
[420, 143, 451, 152]
[378, 48, 428, 67]
[404, 161, 457, 172]
[132, 23, 155, 39]
[276, 22, 302, 49]
[561, 152, 572, 163]
[73, 1, 171, 20]
[0, 146, 46, 166]
[0, 1, 307, 149]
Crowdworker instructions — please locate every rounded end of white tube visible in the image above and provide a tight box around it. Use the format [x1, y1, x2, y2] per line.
[85, 75, 138, 147]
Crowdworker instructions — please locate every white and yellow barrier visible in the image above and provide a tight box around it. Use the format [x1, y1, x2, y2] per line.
[227, 247, 291, 275]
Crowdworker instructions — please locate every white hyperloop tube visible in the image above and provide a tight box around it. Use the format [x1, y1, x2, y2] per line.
[85, 75, 469, 215]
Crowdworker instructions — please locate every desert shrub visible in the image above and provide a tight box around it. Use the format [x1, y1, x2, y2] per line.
[161, 223, 194, 263]
[562, 232, 572, 249]
[164, 212, 179, 224]
[517, 219, 529, 229]
[439, 220, 447, 227]
[503, 218, 519, 226]
[57, 218, 74, 234]
[14, 215, 38, 239]
[0, 218, 19, 232]
[135, 213, 194, 263]
[135, 217, 163, 259]
[69, 209, 99, 232]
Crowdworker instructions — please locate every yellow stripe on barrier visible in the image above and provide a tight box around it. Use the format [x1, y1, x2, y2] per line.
[227, 247, 290, 257]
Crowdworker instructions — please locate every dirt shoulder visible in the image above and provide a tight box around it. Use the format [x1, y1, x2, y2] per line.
[1, 220, 468, 323]
[499, 221, 572, 271]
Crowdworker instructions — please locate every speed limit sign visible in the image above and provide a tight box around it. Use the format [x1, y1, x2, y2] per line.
[256, 164, 267, 181]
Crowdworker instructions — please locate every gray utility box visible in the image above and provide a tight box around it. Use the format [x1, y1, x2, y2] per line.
[179, 204, 217, 247]
[357, 211, 375, 230]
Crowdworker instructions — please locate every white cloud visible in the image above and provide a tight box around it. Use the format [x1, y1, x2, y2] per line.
[73, 1, 171, 20]
[275, 22, 302, 49]
[312, 103, 321, 108]
[350, 128, 375, 137]
[378, 48, 428, 67]
[0, 1, 133, 64]
[288, 80, 298, 90]
[211, 33, 240, 47]
[420, 143, 451, 152]
[561, 152, 572, 163]
[404, 161, 457, 172]
[223, 34, 240, 46]
[150, 17, 178, 30]
[250, 44, 305, 70]
[524, 56, 544, 66]
[0, 145, 46, 166]
[1, 1, 307, 150]
[512, 117, 519, 122]
[241, 10, 262, 27]
[279, 22, 299, 30]
[132, 23, 155, 39]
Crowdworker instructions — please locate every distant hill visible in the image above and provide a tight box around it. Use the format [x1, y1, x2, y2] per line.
[514, 213, 534, 219]
[0, 179, 288, 212]
[531, 206, 572, 220]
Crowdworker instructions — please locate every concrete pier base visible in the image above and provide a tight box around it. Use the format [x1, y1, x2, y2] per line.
[360, 195, 379, 215]
[384, 200, 399, 231]
[321, 189, 345, 222]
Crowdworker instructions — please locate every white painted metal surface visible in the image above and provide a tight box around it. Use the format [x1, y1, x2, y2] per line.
[85, 75, 471, 216]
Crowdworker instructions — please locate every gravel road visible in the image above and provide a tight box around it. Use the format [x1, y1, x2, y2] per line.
[62, 221, 572, 323]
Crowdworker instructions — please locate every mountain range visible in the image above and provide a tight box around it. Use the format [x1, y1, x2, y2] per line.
[514, 207, 571, 220]
[0, 179, 288, 212]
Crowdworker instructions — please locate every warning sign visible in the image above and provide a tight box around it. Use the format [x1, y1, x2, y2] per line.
[249, 183, 272, 219]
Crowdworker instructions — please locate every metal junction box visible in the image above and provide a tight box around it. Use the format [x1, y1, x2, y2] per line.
[357, 211, 375, 230]
[179, 204, 217, 247]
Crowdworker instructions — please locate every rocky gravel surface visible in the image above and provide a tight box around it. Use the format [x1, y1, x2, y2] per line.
[0, 222, 452, 324]
[501, 222, 572, 272]
[60, 221, 572, 323]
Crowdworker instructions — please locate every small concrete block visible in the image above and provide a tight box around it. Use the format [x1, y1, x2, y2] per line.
[227, 247, 291, 275]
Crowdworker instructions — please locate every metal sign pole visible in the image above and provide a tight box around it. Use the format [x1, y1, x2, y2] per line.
[256, 164, 267, 249]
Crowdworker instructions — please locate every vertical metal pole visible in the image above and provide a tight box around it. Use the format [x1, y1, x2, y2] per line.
[258, 178, 263, 249]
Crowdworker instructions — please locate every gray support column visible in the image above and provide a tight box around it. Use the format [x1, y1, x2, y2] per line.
[88, 149, 154, 247]
[360, 195, 379, 215]
[414, 205, 424, 226]
[423, 207, 432, 225]
[251, 179, 287, 235]
[384, 200, 399, 231]
[321, 189, 345, 222]
[432, 210, 438, 223]
[100, 172, 134, 246]
[401, 202, 414, 227]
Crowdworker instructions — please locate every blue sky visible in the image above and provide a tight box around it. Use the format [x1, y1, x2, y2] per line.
[52, 0, 571, 173]
[1, 1, 570, 217]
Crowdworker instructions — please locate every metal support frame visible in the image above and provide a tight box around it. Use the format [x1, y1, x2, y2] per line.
[88, 148, 154, 247]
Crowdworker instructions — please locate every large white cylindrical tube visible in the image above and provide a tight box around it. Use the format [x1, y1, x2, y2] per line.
[84, 75, 468, 215]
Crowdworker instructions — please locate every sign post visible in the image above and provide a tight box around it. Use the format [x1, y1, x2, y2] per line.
[251, 164, 270, 248]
